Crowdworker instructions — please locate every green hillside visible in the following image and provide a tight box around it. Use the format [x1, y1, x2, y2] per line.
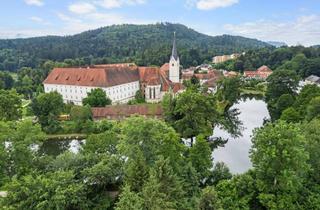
[0, 23, 271, 71]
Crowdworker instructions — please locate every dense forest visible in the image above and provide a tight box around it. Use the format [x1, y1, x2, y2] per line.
[0, 23, 271, 71]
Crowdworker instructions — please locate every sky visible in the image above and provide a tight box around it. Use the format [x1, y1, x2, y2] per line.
[1, 0, 320, 46]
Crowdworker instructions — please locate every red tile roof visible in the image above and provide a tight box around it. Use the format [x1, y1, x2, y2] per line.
[160, 63, 169, 72]
[138, 67, 160, 83]
[43, 67, 140, 87]
[92, 104, 163, 120]
[257, 65, 272, 72]
[244, 65, 272, 79]
[94, 63, 137, 68]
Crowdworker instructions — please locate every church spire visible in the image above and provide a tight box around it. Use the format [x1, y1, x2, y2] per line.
[171, 32, 178, 60]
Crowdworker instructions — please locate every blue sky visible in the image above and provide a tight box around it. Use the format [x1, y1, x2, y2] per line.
[1, 0, 320, 46]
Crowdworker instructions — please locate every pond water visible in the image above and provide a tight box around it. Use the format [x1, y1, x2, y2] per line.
[39, 139, 85, 156]
[39, 98, 269, 174]
[212, 98, 270, 174]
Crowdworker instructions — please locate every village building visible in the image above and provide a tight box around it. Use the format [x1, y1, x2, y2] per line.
[304, 75, 320, 86]
[212, 53, 241, 64]
[243, 65, 273, 79]
[223, 70, 240, 78]
[182, 69, 222, 85]
[43, 33, 184, 105]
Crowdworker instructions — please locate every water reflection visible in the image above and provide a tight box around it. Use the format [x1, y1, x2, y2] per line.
[212, 98, 270, 174]
[39, 139, 85, 156]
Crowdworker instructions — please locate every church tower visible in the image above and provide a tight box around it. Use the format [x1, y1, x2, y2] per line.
[169, 32, 180, 83]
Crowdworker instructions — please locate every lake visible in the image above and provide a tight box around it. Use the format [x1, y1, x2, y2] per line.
[212, 98, 270, 174]
[39, 98, 270, 174]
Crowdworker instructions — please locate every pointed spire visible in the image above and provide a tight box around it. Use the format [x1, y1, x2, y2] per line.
[171, 32, 178, 60]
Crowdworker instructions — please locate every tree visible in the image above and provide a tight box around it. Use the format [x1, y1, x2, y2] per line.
[0, 89, 22, 121]
[302, 119, 320, 182]
[276, 94, 295, 114]
[3, 171, 88, 210]
[32, 91, 64, 131]
[307, 96, 320, 121]
[191, 75, 200, 86]
[216, 171, 259, 210]
[173, 89, 217, 142]
[265, 69, 299, 104]
[134, 90, 145, 103]
[83, 130, 118, 155]
[82, 88, 111, 107]
[70, 105, 93, 132]
[118, 117, 184, 172]
[207, 162, 232, 186]
[294, 84, 320, 116]
[142, 157, 185, 210]
[70, 105, 92, 123]
[115, 185, 144, 210]
[188, 136, 212, 181]
[250, 121, 309, 209]
[198, 187, 223, 210]
[266, 70, 300, 120]
[0, 71, 14, 89]
[124, 149, 149, 192]
[216, 77, 242, 109]
[280, 107, 301, 123]
[0, 120, 45, 183]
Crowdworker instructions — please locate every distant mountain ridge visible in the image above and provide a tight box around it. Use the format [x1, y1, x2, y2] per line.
[267, 41, 287, 48]
[0, 23, 272, 71]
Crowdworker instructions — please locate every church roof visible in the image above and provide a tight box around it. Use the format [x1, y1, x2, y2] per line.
[43, 67, 140, 87]
[171, 32, 179, 60]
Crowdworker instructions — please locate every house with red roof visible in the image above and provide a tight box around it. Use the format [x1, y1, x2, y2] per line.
[43, 33, 184, 105]
[244, 65, 273, 79]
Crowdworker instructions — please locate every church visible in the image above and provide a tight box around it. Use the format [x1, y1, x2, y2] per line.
[43, 33, 184, 105]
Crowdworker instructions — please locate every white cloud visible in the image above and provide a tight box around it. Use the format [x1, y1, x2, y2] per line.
[95, 0, 146, 9]
[30, 16, 51, 25]
[223, 15, 320, 46]
[69, 2, 96, 14]
[24, 0, 44, 6]
[187, 0, 238, 10]
[56, 12, 152, 35]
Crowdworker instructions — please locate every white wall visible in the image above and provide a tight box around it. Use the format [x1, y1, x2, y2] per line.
[145, 85, 161, 103]
[169, 57, 180, 83]
[44, 81, 140, 106]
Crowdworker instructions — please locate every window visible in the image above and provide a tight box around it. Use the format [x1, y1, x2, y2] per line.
[149, 88, 152, 99]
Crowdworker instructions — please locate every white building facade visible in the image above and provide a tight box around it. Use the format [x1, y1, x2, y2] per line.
[44, 81, 140, 106]
[43, 67, 141, 106]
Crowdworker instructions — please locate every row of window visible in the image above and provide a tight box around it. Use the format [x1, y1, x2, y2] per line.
[45, 83, 139, 95]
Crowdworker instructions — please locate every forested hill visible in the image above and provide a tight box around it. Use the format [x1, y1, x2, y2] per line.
[0, 23, 271, 71]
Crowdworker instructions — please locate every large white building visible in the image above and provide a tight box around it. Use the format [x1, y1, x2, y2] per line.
[43, 67, 140, 105]
[43, 33, 183, 105]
